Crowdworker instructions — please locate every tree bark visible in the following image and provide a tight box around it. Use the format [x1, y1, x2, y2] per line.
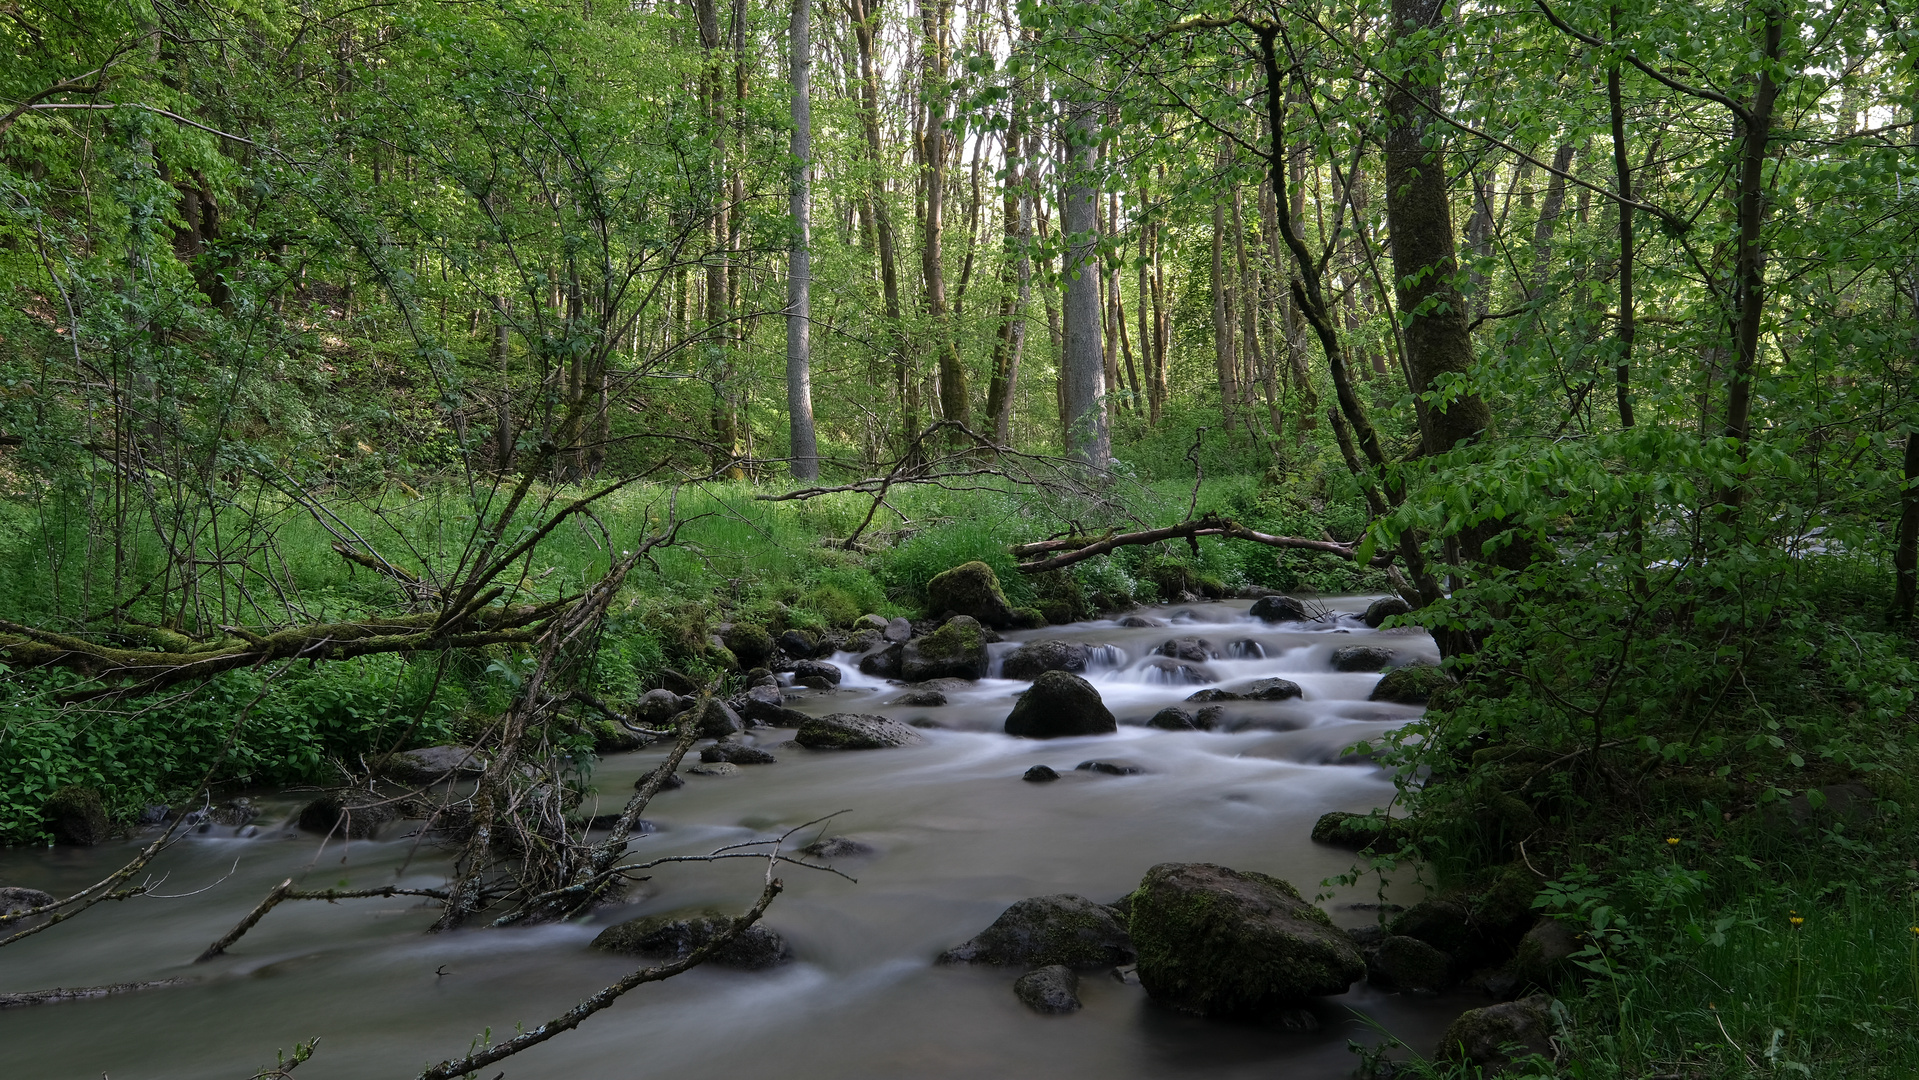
[918, 0, 970, 438]
[1210, 181, 1237, 431]
[1059, 90, 1108, 466]
[786, 0, 818, 479]
[1382, 0, 1490, 458]
[850, 0, 911, 453]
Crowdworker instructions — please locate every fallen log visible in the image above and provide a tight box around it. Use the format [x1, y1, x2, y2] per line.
[1011, 513, 1387, 574]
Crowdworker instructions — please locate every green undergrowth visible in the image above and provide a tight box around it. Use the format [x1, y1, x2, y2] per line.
[1346, 550, 1919, 1078]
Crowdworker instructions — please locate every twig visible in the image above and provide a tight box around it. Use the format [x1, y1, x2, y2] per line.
[0, 978, 190, 1009]
[195, 881, 451, 962]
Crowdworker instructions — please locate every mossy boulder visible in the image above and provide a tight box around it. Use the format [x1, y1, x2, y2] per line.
[858, 640, 905, 678]
[721, 623, 774, 668]
[1362, 596, 1412, 628]
[689, 697, 743, 739]
[700, 742, 777, 765]
[43, 785, 109, 846]
[1127, 862, 1365, 1016]
[588, 719, 644, 754]
[1435, 994, 1556, 1074]
[1000, 639, 1092, 681]
[1498, 918, 1581, 993]
[795, 712, 925, 750]
[1366, 934, 1453, 993]
[1370, 664, 1454, 704]
[1004, 670, 1117, 738]
[375, 744, 488, 785]
[298, 792, 397, 839]
[1152, 637, 1219, 663]
[939, 894, 1135, 968]
[791, 659, 843, 687]
[1148, 706, 1199, 730]
[1330, 645, 1396, 672]
[1239, 677, 1303, 701]
[900, 616, 990, 681]
[592, 910, 791, 969]
[776, 628, 823, 659]
[925, 561, 1019, 629]
[1310, 811, 1402, 851]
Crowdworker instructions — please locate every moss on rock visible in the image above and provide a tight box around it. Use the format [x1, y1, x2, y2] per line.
[1370, 663, 1454, 704]
[925, 561, 1018, 629]
[899, 616, 989, 681]
[1127, 862, 1364, 1017]
[43, 784, 109, 846]
[938, 894, 1135, 968]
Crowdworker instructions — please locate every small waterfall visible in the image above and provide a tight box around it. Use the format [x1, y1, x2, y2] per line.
[1226, 638, 1267, 659]
[1087, 643, 1127, 669]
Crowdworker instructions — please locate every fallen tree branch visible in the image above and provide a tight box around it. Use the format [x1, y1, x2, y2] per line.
[195, 881, 452, 962]
[415, 877, 783, 1080]
[0, 977, 191, 1009]
[1011, 512, 1386, 573]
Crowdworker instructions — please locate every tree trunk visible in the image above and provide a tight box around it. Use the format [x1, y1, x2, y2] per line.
[1383, 0, 1490, 459]
[786, 0, 818, 479]
[850, 0, 911, 454]
[1529, 142, 1577, 296]
[985, 106, 1031, 446]
[1210, 184, 1237, 431]
[1059, 92, 1108, 466]
[918, 0, 969, 438]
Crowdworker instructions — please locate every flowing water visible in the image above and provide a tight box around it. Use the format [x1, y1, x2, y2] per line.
[0, 598, 1472, 1079]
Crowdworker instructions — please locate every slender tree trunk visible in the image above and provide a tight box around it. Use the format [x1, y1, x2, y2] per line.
[1060, 90, 1108, 466]
[985, 107, 1031, 446]
[1530, 142, 1576, 296]
[1717, 1, 1785, 508]
[1607, 7, 1634, 431]
[918, 0, 969, 438]
[851, 0, 911, 453]
[1210, 181, 1237, 431]
[1383, 0, 1490, 459]
[786, 0, 818, 479]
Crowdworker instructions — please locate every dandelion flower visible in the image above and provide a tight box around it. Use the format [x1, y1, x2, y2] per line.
[1666, 837, 1680, 846]
[1790, 915, 1805, 927]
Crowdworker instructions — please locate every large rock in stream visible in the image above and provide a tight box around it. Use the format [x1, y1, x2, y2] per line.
[1249, 595, 1309, 622]
[1127, 862, 1365, 1017]
[795, 712, 925, 750]
[0, 887, 55, 917]
[939, 894, 1135, 968]
[1436, 994, 1557, 1074]
[1004, 670, 1116, 738]
[42, 785, 109, 846]
[900, 616, 990, 681]
[1000, 640, 1092, 680]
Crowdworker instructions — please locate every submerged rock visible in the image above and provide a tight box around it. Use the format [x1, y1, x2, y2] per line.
[592, 910, 791, 969]
[1075, 760, 1146, 776]
[892, 688, 947, 707]
[1147, 707, 1198, 730]
[686, 761, 741, 777]
[1193, 706, 1226, 730]
[42, 785, 109, 846]
[1185, 688, 1241, 703]
[796, 713, 926, 750]
[1140, 657, 1218, 685]
[901, 616, 990, 681]
[1127, 862, 1364, 1016]
[939, 894, 1135, 968]
[635, 768, 685, 792]
[1239, 677, 1303, 701]
[800, 836, 875, 858]
[1249, 595, 1309, 623]
[0, 887, 56, 917]
[701, 743, 777, 765]
[1370, 664, 1454, 704]
[1015, 965, 1082, 1014]
[1225, 638, 1266, 659]
[1117, 615, 1167, 628]
[926, 561, 1020, 629]
[1436, 994, 1557, 1074]
[1151, 637, 1219, 663]
[1023, 765, 1060, 782]
[1000, 640, 1092, 681]
[297, 793, 396, 839]
[1330, 645, 1396, 672]
[1363, 596, 1412, 628]
[1004, 670, 1117, 738]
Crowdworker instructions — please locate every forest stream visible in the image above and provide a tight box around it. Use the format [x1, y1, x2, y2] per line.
[0, 598, 1469, 1079]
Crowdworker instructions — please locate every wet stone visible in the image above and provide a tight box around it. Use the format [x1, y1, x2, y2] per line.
[1249, 595, 1309, 623]
[1185, 688, 1242, 703]
[686, 761, 741, 777]
[1023, 765, 1060, 782]
[1239, 677, 1303, 701]
[700, 743, 777, 765]
[1147, 707, 1197, 731]
[1330, 645, 1396, 672]
[1014, 966, 1082, 1014]
[1118, 615, 1167, 628]
[1152, 637, 1219, 663]
[1225, 638, 1267, 659]
[1140, 657, 1217, 685]
[0, 887, 55, 917]
[800, 836, 875, 859]
[1075, 760, 1146, 776]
